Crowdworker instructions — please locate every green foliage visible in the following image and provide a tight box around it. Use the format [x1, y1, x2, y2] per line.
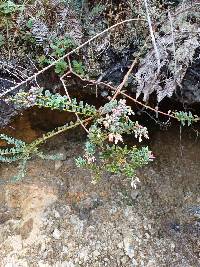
[0, 134, 26, 160]
[37, 55, 50, 66]
[37, 36, 75, 74]
[0, 134, 28, 181]
[55, 60, 68, 75]
[37, 36, 85, 76]
[26, 18, 34, 29]
[0, 120, 80, 181]
[65, 0, 83, 12]
[12, 159, 28, 181]
[1, 0, 200, 187]
[9, 89, 97, 116]
[173, 111, 198, 126]
[75, 98, 152, 182]
[5, 88, 198, 184]
[72, 60, 85, 76]
[90, 4, 105, 17]
[0, 1, 18, 15]
[50, 37, 76, 57]
[76, 143, 152, 183]
[5, 89, 154, 183]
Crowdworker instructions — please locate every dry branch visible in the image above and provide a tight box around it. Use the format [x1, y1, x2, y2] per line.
[0, 18, 145, 99]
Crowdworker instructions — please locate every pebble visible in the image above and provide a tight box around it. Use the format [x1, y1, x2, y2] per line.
[170, 242, 175, 250]
[55, 160, 63, 171]
[62, 246, 68, 253]
[123, 237, 135, 258]
[144, 232, 150, 239]
[120, 255, 130, 264]
[132, 258, 138, 266]
[93, 250, 100, 258]
[130, 190, 140, 200]
[54, 210, 61, 218]
[52, 228, 61, 239]
[117, 242, 124, 249]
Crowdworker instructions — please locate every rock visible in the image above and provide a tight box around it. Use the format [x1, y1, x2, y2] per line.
[93, 250, 100, 258]
[130, 190, 140, 201]
[62, 246, 68, 253]
[54, 210, 61, 218]
[69, 214, 84, 234]
[117, 242, 124, 249]
[144, 232, 150, 239]
[60, 261, 75, 267]
[123, 236, 135, 259]
[0, 212, 11, 224]
[170, 242, 175, 251]
[52, 228, 61, 239]
[55, 160, 63, 171]
[74, 192, 102, 220]
[20, 218, 33, 239]
[120, 255, 130, 265]
[6, 235, 23, 251]
[78, 248, 88, 262]
[4, 258, 29, 267]
[132, 258, 138, 266]
[38, 262, 51, 267]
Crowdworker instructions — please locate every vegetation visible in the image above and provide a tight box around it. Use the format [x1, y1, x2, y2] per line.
[0, 0, 199, 184]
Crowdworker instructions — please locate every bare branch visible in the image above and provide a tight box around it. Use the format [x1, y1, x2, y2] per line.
[0, 18, 145, 99]
[168, 10, 177, 75]
[112, 58, 138, 100]
[143, 0, 161, 73]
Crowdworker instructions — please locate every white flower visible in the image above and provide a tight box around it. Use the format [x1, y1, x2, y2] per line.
[86, 155, 96, 164]
[108, 133, 123, 144]
[103, 121, 110, 129]
[108, 133, 114, 142]
[134, 122, 149, 142]
[114, 133, 123, 144]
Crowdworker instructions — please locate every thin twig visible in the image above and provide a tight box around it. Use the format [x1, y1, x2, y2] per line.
[121, 92, 176, 119]
[143, 0, 161, 73]
[0, 18, 145, 99]
[32, 117, 93, 147]
[61, 57, 89, 133]
[57, 62, 184, 122]
[168, 10, 177, 75]
[112, 58, 138, 100]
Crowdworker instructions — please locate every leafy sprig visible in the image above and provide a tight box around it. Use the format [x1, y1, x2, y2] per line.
[4, 90, 154, 183]
[174, 111, 198, 126]
[0, 120, 87, 181]
[8, 89, 97, 116]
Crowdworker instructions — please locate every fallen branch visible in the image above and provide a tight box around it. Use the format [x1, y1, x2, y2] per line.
[0, 18, 145, 99]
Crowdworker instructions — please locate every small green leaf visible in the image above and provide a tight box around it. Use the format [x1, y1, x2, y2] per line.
[55, 60, 68, 75]
[0, 1, 17, 14]
[26, 19, 33, 28]
[72, 60, 85, 76]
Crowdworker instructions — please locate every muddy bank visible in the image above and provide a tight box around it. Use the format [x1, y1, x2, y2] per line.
[0, 117, 199, 266]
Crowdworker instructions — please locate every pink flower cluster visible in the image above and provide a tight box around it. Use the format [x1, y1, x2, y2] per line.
[133, 122, 149, 142]
[108, 133, 123, 144]
[101, 99, 133, 144]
